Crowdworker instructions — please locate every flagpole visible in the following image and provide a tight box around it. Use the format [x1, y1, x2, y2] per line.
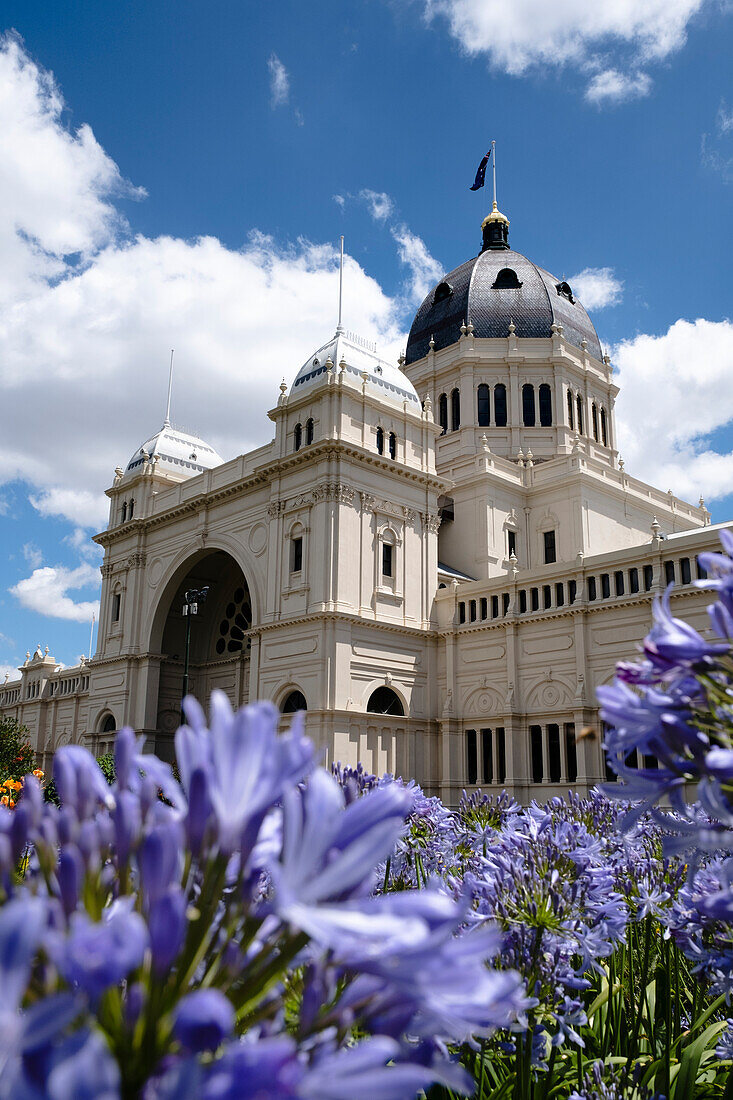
[164, 349, 174, 427]
[337, 235, 344, 333]
[492, 140, 497, 206]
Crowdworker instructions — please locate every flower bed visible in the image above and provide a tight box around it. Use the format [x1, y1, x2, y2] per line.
[3, 535, 733, 1098]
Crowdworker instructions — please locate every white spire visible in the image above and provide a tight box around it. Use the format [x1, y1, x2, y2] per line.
[164, 349, 174, 427]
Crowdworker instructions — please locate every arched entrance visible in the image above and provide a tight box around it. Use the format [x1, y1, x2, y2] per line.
[153, 550, 253, 759]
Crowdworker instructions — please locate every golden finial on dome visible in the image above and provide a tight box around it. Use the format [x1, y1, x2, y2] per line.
[482, 201, 510, 228]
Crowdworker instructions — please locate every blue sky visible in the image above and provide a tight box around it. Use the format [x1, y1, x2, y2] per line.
[0, 0, 732, 674]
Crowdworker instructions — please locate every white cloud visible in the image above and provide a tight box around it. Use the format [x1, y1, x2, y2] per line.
[30, 488, 109, 531]
[567, 267, 623, 309]
[0, 32, 141, 309]
[390, 224, 444, 304]
[614, 318, 733, 503]
[10, 563, 100, 622]
[585, 69, 652, 105]
[267, 53, 290, 107]
[422, 0, 712, 99]
[0, 38, 406, 535]
[0, 664, 21, 683]
[22, 543, 42, 568]
[718, 100, 733, 133]
[360, 189, 395, 222]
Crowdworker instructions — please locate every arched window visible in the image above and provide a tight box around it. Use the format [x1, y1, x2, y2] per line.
[450, 388, 461, 431]
[492, 268, 522, 289]
[294, 423, 302, 451]
[388, 432, 396, 460]
[121, 501, 127, 523]
[433, 281, 453, 304]
[591, 403, 599, 441]
[539, 384, 552, 427]
[477, 384, 490, 427]
[128, 499, 134, 519]
[437, 393, 448, 434]
[566, 389, 574, 430]
[494, 384, 507, 427]
[366, 686, 404, 716]
[376, 427, 384, 455]
[576, 394, 584, 435]
[600, 407, 608, 446]
[522, 384, 536, 427]
[101, 714, 116, 733]
[305, 418, 314, 445]
[282, 690, 307, 713]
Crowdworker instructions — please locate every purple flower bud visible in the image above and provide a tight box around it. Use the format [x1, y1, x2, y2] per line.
[77, 820, 101, 868]
[10, 802, 31, 863]
[185, 766, 212, 856]
[20, 774, 44, 828]
[54, 905, 148, 1001]
[139, 822, 183, 907]
[113, 790, 141, 865]
[53, 745, 112, 819]
[56, 845, 84, 917]
[114, 726, 137, 790]
[148, 886, 187, 975]
[57, 808, 78, 847]
[173, 988, 234, 1053]
[124, 981, 146, 1031]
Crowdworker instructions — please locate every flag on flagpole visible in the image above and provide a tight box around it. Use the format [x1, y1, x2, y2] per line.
[469, 149, 492, 191]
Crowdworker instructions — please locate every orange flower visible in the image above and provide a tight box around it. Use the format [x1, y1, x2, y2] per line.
[33, 769, 44, 779]
[0, 796, 8, 806]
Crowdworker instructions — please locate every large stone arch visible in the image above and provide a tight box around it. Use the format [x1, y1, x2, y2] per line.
[143, 542, 260, 759]
[145, 536, 264, 656]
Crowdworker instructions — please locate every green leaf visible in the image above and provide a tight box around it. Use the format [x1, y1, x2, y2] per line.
[673, 1020, 727, 1099]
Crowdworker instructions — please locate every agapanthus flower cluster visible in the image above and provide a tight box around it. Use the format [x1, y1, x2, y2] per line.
[0, 692, 527, 1098]
[599, 531, 733, 846]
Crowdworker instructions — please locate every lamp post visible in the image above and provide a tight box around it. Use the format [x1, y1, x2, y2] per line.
[181, 585, 209, 721]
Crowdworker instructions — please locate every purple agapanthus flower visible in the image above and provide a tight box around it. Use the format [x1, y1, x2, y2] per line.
[53, 902, 148, 1001]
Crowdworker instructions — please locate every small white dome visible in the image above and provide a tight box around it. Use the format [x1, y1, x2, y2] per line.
[124, 423, 223, 482]
[291, 328, 420, 409]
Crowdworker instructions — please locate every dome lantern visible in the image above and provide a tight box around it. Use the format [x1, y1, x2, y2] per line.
[481, 202, 510, 252]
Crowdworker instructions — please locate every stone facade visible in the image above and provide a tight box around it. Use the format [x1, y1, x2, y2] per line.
[2, 217, 725, 804]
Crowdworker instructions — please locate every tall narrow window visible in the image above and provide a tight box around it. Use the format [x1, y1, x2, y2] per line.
[548, 724, 561, 782]
[482, 729, 493, 784]
[121, 501, 127, 523]
[466, 730, 477, 785]
[567, 389, 574, 430]
[522, 384, 536, 426]
[600, 407, 608, 446]
[530, 726, 543, 783]
[382, 542, 393, 578]
[438, 393, 448, 434]
[494, 384, 507, 427]
[477, 384, 490, 426]
[592, 403, 599, 441]
[496, 728, 506, 784]
[376, 427, 384, 455]
[565, 723, 577, 783]
[576, 394, 584, 435]
[543, 530, 557, 564]
[539, 384, 552, 426]
[507, 529, 517, 559]
[305, 418, 314, 445]
[112, 593, 121, 623]
[291, 536, 303, 573]
[294, 423, 302, 451]
[388, 432, 397, 460]
[128, 499, 134, 519]
[451, 388, 461, 431]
